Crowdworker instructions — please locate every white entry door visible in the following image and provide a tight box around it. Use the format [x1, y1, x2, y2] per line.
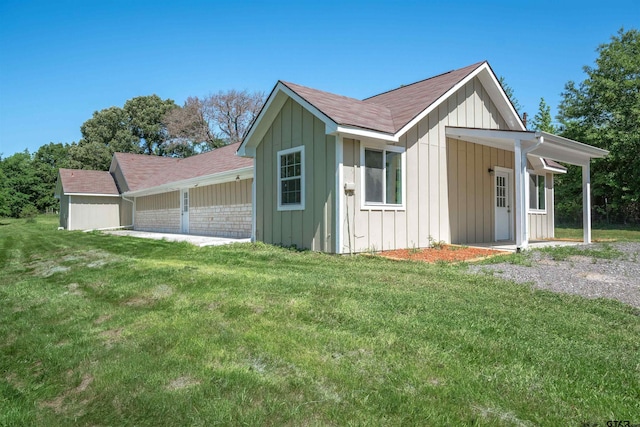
[495, 170, 512, 241]
[180, 189, 189, 234]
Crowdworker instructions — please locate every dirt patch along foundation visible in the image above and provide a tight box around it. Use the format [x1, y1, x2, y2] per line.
[379, 245, 507, 263]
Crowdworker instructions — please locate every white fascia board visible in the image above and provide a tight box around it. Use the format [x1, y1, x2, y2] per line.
[238, 82, 338, 157]
[123, 166, 254, 198]
[64, 192, 121, 197]
[238, 85, 288, 157]
[540, 132, 609, 158]
[477, 66, 526, 131]
[395, 62, 521, 138]
[279, 83, 337, 133]
[445, 126, 536, 142]
[108, 153, 118, 173]
[527, 155, 567, 174]
[333, 125, 398, 142]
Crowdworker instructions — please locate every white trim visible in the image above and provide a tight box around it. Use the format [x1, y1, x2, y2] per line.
[123, 166, 253, 198]
[527, 171, 547, 214]
[359, 142, 406, 211]
[582, 162, 591, 244]
[478, 64, 526, 130]
[121, 195, 135, 228]
[398, 63, 524, 137]
[277, 146, 305, 211]
[493, 166, 514, 241]
[333, 125, 398, 142]
[64, 192, 121, 197]
[335, 136, 344, 254]
[239, 82, 337, 157]
[68, 195, 72, 230]
[180, 188, 189, 234]
[251, 158, 256, 242]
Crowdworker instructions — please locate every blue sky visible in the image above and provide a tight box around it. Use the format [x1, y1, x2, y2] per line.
[0, 0, 638, 157]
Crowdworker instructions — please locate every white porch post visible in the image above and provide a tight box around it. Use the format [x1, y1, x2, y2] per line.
[582, 161, 592, 244]
[514, 139, 528, 251]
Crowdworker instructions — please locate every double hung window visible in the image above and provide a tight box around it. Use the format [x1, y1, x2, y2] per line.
[362, 145, 405, 208]
[277, 146, 305, 210]
[529, 173, 546, 211]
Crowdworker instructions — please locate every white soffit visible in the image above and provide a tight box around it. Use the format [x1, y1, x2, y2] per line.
[445, 126, 608, 166]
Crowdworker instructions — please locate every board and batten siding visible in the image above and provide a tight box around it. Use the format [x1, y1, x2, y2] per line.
[528, 172, 554, 240]
[59, 194, 69, 229]
[447, 140, 514, 244]
[135, 191, 180, 233]
[255, 97, 335, 251]
[342, 76, 512, 252]
[68, 195, 121, 230]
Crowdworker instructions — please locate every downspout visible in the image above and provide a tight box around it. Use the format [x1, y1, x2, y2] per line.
[121, 195, 135, 229]
[251, 159, 256, 242]
[516, 133, 544, 251]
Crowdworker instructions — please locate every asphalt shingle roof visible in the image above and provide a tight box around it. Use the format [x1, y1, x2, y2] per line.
[281, 61, 485, 134]
[58, 169, 120, 195]
[113, 142, 253, 192]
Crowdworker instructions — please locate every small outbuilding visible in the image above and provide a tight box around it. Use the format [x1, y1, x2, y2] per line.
[56, 142, 253, 237]
[55, 169, 122, 231]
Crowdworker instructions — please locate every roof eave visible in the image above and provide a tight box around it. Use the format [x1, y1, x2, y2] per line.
[238, 82, 338, 157]
[333, 125, 398, 142]
[123, 166, 254, 198]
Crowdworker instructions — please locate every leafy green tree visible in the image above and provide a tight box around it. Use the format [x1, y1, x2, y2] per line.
[124, 95, 176, 155]
[70, 96, 176, 169]
[33, 142, 77, 212]
[530, 98, 558, 133]
[0, 162, 10, 217]
[498, 76, 523, 118]
[557, 28, 640, 223]
[71, 106, 140, 170]
[0, 151, 40, 218]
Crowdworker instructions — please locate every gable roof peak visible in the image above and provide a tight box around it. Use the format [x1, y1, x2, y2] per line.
[363, 60, 487, 101]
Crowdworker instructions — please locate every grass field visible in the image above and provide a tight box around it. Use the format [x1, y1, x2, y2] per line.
[555, 224, 640, 241]
[1, 216, 639, 426]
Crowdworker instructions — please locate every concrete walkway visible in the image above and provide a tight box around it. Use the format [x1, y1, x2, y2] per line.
[102, 230, 251, 247]
[468, 239, 583, 252]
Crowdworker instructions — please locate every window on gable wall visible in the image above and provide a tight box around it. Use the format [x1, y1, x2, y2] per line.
[529, 174, 546, 211]
[277, 146, 305, 210]
[363, 146, 404, 207]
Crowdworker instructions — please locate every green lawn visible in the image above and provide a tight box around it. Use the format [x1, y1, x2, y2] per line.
[1, 216, 639, 426]
[555, 224, 640, 241]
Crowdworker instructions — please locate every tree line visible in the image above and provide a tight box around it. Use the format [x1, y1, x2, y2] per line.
[0, 90, 264, 217]
[1, 28, 638, 223]
[528, 28, 640, 224]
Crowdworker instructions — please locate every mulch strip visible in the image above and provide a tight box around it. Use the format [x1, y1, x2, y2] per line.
[379, 245, 508, 263]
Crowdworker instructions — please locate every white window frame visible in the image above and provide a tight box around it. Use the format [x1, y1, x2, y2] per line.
[277, 146, 305, 211]
[527, 171, 547, 214]
[360, 143, 406, 211]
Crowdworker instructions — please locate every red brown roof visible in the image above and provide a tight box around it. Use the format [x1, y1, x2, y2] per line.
[58, 169, 120, 195]
[281, 61, 485, 134]
[113, 142, 253, 192]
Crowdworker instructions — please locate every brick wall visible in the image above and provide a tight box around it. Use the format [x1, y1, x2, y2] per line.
[189, 203, 252, 238]
[135, 208, 181, 233]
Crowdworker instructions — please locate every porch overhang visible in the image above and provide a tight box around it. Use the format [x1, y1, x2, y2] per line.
[445, 126, 609, 251]
[445, 127, 608, 166]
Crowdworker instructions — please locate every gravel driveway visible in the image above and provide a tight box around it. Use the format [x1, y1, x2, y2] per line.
[468, 242, 640, 309]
